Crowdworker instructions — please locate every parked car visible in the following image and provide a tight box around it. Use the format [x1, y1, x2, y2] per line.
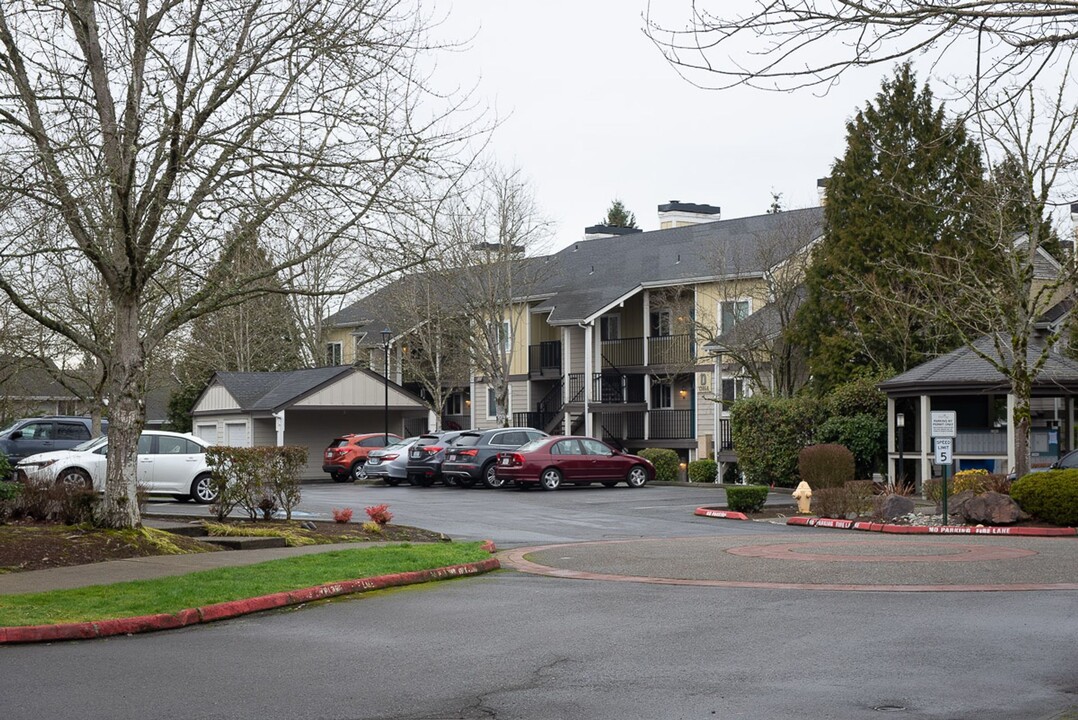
[0, 416, 106, 469]
[442, 427, 548, 488]
[14, 430, 217, 503]
[405, 429, 473, 487]
[494, 436, 655, 490]
[322, 432, 402, 483]
[363, 436, 421, 486]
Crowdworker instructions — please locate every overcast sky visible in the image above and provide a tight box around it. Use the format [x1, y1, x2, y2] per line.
[433, 1, 902, 251]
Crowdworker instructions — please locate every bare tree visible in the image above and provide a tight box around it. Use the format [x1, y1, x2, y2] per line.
[700, 208, 822, 398]
[440, 166, 553, 427]
[645, 1, 1078, 94]
[0, 1, 476, 528]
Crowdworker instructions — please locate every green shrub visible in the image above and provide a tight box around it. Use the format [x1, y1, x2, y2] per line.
[823, 374, 888, 418]
[687, 458, 718, 483]
[726, 485, 769, 513]
[731, 396, 822, 488]
[1010, 470, 1078, 526]
[205, 446, 307, 521]
[0, 480, 20, 523]
[798, 444, 855, 489]
[952, 469, 991, 495]
[814, 414, 886, 479]
[813, 481, 875, 519]
[637, 448, 680, 483]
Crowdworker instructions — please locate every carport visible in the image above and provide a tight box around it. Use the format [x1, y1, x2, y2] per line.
[191, 366, 430, 479]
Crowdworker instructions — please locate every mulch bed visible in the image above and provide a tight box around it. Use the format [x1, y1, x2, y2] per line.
[0, 518, 448, 574]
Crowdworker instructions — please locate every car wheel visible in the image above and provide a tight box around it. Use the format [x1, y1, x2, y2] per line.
[384, 477, 400, 487]
[484, 463, 508, 489]
[601, 481, 619, 488]
[346, 463, 365, 482]
[626, 465, 649, 488]
[191, 474, 218, 504]
[416, 475, 434, 487]
[539, 467, 562, 491]
[57, 468, 92, 490]
[443, 476, 457, 487]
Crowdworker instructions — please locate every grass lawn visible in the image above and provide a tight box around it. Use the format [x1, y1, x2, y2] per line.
[0, 542, 493, 627]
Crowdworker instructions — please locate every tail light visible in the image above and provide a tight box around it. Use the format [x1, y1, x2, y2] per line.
[423, 446, 442, 454]
[382, 453, 398, 461]
[505, 453, 525, 467]
[457, 449, 478, 457]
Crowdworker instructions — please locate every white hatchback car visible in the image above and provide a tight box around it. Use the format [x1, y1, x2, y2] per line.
[15, 430, 217, 504]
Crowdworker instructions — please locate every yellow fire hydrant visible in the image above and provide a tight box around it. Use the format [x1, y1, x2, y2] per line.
[792, 481, 813, 514]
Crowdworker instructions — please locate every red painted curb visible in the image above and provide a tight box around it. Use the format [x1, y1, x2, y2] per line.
[481, 540, 497, 553]
[0, 557, 500, 645]
[789, 517, 1076, 537]
[694, 507, 749, 521]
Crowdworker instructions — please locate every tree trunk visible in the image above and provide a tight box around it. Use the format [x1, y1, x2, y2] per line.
[97, 297, 145, 529]
[1012, 374, 1032, 479]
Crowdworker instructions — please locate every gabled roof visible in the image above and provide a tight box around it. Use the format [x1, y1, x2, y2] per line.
[327, 207, 826, 337]
[879, 333, 1078, 395]
[213, 366, 354, 412]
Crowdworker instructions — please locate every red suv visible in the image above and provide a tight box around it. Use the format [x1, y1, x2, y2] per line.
[322, 433, 401, 483]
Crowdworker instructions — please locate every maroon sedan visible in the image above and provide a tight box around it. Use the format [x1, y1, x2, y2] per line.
[494, 435, 655, 490]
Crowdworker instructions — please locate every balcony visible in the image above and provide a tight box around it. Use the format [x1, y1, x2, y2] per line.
[600, 337, 645, 367]
[591, 373, 645, 405]
[528, 341, 562, 378]
[648, 409, 694, 440]
[595, 409, 695, 442]
[647, 334, 695, 367]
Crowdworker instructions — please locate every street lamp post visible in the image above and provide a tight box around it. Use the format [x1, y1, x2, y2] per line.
[381, 327, 391, 444]
[895, 412, 905, 491]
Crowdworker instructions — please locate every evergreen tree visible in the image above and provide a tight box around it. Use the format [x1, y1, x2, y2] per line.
[794, 63, 986, 391]
[600, 199, 638, 228]
[168, 236, 304, 430]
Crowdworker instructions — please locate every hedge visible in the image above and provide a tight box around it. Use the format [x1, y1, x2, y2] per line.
[688, 458, 718, 483]
[637, 448, 680, 483]
[730, 396, 822, 488]
[205, 445, 307, 521]
[726, 485, 769, 513]
[1010, 470, 1078, 527]
[798, 444, 855, 489]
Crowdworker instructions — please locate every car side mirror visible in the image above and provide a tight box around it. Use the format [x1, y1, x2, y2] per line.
[9, 431, 22, 440]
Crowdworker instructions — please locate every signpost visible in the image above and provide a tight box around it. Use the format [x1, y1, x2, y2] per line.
[931, 411, 956, 523]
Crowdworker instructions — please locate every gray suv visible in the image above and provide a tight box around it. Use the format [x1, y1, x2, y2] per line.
[0, 416, 105, 467]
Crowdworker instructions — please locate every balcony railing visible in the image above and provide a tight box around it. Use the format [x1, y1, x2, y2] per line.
[513, 411, 559, 432]
[649, 409, 694, 440]
[441, 413, 470, 431]
[567, 372, 585, 403]
[591, 373, 646, 404]
[528, 341, 562, 377]
[600, 337, 645, 367]
[597, 411, 645, 441]
[647, 334, 695, 366]
[719, 418, 733, 450]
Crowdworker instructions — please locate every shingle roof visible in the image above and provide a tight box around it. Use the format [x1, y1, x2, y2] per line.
[879, 333, 1078, 395]
[214, 366, 353, 412]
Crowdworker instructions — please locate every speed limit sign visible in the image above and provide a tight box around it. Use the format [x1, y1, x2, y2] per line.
[934, 437, 953, 465]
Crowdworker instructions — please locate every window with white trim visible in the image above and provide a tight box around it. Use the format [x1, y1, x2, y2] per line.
[325, 341, 343, 366]
[650, 309, 673, 337]
[720, 300, 750, 333]
[721, 377, 746, 403]
[651, 381, 673, 409]
[600, 314, 621, 341]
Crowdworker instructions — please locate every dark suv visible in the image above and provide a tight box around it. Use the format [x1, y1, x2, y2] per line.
[405, 429, 473, 487]
[442, 427, 548, 488]
[0, 416, 105, 468]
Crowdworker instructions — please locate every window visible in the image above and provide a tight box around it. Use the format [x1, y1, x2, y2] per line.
[325, 341, 343, 366]
[721, 378, 746, 403]
[650, 309, 672, 337]
[492, 431, 527, 447]
[652, 382, 673, 409]
[57, 423, 91, 441]
[720, 300, 750, 333]
[158, 435, 189, 454]
[551, 439, 582, 455]
[600, 314, 621, 341]
[444, 393, 464, 416]
[138, 434, 155, 454]
[580, 438, 613, 456]
[486, 386, 503, 419]
[19, 422, 52, 439]
[501, 320, 512, 353]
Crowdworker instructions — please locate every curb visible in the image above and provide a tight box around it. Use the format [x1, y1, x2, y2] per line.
[694, 507, 749, 521]
[787, 516, 1077, 537]
[0, 555, 500, 645]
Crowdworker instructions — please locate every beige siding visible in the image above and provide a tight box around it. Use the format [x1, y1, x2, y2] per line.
[567, 326, 585, 374]
[530, 308, 559, 342]
[511, 380, 529, 417]
[622, 293, 645, 337]
[507, 304, 529, 376]
[294, 372, 423, 408]
[252, 418, 277, 446]
[195, 384, 241, 413]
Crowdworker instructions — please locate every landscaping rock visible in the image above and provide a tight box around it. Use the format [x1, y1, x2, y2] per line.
[959, 492, 1029, 525]
[875, 494, 915, 520]
[947, 490, 976, 517]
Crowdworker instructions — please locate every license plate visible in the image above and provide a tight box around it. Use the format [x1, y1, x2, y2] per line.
[500, 457, 510, 465]
[367, 458, 380, 466]
[410, 450, 421, 459]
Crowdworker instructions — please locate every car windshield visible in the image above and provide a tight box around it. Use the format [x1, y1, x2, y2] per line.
[0, 419, 26, 436]
[74, 437, 108, 452]
[515, 438, 547, 453]
[384, 437, 420, 450]
[453, 434, 481, 447]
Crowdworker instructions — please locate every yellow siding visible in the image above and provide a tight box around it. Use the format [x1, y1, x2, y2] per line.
[508, 304, 529, 376]
[695, 279, 770, 334]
